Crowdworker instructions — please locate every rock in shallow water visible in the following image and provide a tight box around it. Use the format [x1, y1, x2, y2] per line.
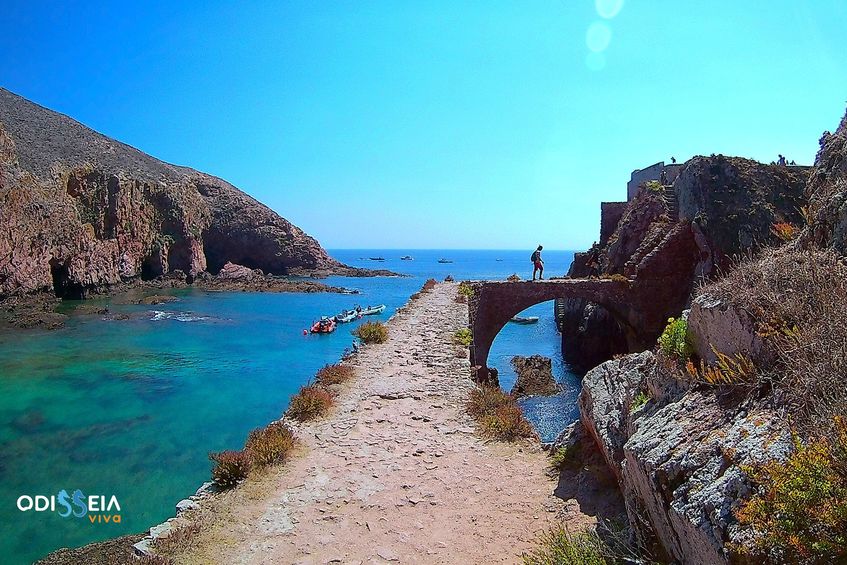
[510, 355, 561, 398]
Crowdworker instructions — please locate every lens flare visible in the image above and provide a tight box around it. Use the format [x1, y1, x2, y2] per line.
[586, 21, 612, 53]
[596, 0, 624, 19]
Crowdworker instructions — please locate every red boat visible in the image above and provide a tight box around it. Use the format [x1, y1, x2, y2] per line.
[310, 317, 337, 334]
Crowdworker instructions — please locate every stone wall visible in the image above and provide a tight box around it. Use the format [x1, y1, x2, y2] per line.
[600, 201, 627, 245]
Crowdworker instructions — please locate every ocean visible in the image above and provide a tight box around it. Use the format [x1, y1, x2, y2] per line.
[0, 249, 580, 564]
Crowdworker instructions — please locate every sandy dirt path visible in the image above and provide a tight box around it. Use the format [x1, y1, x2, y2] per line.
[178, 283, 595, 564]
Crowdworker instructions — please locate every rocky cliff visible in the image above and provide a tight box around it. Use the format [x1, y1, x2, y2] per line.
[559, 156, 809, 372]
[574, 109, 847, 563]
[0, 88, 367, 299]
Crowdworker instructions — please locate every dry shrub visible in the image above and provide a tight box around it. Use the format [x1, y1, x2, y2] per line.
[685, 350, 757, 386]
[410, 292, 422, 300]
[480, 405, 535, 440]
[287, 384, 334, 421]
[315, 363, 355, 386]
[467, 385, 511, 419]
[506, 273, 521, 282]
[467, 385, 535, 441]
[353, 321, 388, 344]
[244, 421, 295, 466]
[770, 221, 799, 242]
[704, 246, 847, 434]
[422, 278, 437, 292]
[209, 450, 251, 489]
[152, 520, 202, 555]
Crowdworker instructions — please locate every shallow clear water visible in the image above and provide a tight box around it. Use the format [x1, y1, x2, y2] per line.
[0, 249, 578, 564]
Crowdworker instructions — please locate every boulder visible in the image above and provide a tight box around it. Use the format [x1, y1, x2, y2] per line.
[802, 108, 847, 253]
[688, 294, 771, 366]
[578, 351, 654, 479]
[509, 355, 561, 397]
[216, 262, 258, 281]
[579, 350, 792, 564]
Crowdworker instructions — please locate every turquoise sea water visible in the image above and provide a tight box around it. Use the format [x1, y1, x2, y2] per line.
[0, 249, 579, 564]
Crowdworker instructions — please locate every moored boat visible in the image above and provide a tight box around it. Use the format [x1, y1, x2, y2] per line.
[437, 258, 453, 263]
[401, 255, 413, 260]
[359, 304, 386, 316]
[509, 316, 539, 324]
[335, 309, 360, 323]
[310, 317, 337, 333]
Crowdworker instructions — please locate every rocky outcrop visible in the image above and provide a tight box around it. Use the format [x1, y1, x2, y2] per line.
[579, 351, 792, 564]
[509, 355, 561, 397]
[687, 294, 771, 366]
[559, 155, 809, 373]
[0, 87, 371, 300]
[802, 108, 847, 253]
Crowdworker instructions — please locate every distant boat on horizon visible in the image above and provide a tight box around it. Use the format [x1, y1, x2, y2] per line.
[401, 255, 414, 260]
[369, 257, 385, 261]
[437, 258, 453, 263]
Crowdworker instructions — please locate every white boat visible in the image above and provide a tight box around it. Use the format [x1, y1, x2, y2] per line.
[359, 304, 386, 316]
[509, 316, 539, 325]
[335, 309, 361, 323]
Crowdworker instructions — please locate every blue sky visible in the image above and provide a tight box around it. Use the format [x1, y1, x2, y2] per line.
[2, 1, 846, 249]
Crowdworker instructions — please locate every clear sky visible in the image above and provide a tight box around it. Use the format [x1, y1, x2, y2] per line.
[2, 1, 846, 250]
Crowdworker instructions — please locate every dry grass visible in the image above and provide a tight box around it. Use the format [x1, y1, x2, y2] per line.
[315, 363, 355, 386]
[704, 246, 847, 435]
[152, 520, 203, 556]
[286, 384, 334, 421]
[353, 321, 388, 344]
[467, 385, 535, 441]
[208, 450, 251, 489]
[244, 421, 295, 466]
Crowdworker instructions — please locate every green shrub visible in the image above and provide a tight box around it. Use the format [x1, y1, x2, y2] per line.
[457, 281, 475, 298]
[522, 526, 613, 565]
[353, 321, 388, 344]
[454, 328, 473, 347]
[244, 421, 295, 466]
[644, 180, 663, 193]
[600, 273, 629, 283]
[209, 450, 251, 489]
[287, 384, 334, 421]
[550, 445, 582, 471]
[658, 317, 693, 361]
[315, 363, 355, 386]
[734, 417, 847, 563]
[630, 390, 650, 411]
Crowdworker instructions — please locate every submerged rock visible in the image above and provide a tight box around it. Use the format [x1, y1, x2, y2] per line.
[510, 355, 561, 398]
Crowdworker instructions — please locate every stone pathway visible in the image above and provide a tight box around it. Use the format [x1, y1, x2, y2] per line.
[179, 283, 593, 564]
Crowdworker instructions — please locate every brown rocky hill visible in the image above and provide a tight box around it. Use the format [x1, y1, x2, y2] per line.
[0, 87, 365, 299]
[560, 155, 809, 372]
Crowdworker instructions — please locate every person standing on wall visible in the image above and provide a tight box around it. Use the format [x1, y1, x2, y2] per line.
[531, 245, 544, 280]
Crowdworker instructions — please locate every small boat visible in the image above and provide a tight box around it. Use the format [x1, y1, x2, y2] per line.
[509, 316, 539, 325]
[401, 255, 413, 261]
[335, 309, 361, 323]
[310, 317, 337, 334]
[437, 258, 453, 263]
[359, 304, 386, 316]
[369, 257, 385, 261]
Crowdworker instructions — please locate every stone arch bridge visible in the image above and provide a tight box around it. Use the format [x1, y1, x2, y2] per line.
[467, 278, 671, 384]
